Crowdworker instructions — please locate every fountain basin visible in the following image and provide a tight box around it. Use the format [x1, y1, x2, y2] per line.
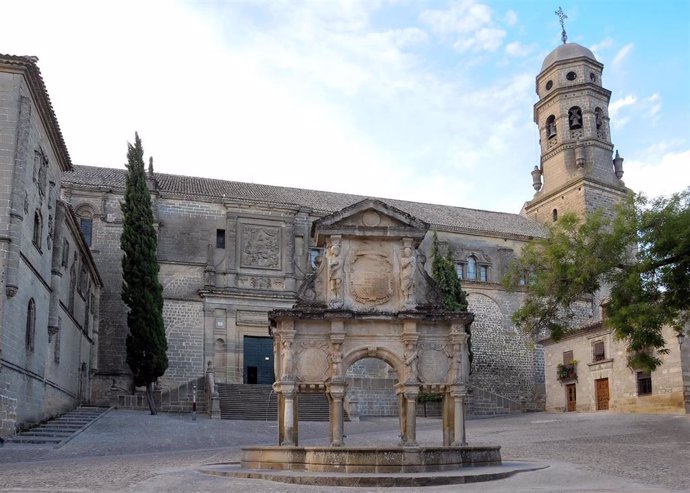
[241, 445, 501, 473]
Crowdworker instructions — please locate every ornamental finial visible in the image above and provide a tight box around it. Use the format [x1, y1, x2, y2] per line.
[555, 6, 568, 44]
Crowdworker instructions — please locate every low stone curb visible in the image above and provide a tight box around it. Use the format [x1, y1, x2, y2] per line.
[198, 460, 548, 487]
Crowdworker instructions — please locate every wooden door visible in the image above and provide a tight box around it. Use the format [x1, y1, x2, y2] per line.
[595, 378, 610, 410]
[566, 384, 576, 412]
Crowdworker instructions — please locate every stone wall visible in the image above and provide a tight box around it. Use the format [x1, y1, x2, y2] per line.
[544, 324, 686, 414]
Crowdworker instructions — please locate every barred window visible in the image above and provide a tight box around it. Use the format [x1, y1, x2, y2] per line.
[216, 229, 226, 249]
[637, 371, 652, 396]
[592, 341, 605, 362]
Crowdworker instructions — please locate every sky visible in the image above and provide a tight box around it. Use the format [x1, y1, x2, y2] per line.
[1, 0, 688, 213]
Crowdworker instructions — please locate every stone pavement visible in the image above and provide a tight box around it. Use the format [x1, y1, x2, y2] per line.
[0, 410, 688, 492]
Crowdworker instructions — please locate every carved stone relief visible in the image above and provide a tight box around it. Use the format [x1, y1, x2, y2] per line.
[295, 341, 330, 382]
[241, 225, 281, 270]
[349, 249, 393, 305]
[237, 275, 284, 290]
[236, 310, 269, 327]
[418, 342, 450, 383]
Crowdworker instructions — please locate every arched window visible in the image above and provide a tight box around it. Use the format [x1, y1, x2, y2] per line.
[546, 115, 557, 139]
[76, 206, 94, 248]
[33, 210, 42, 249]
[467, 256, 477, 281]
[595, 107, 604, 137]
[79, 217, 92, 247]
[26, 298, 36, 351]
[568, 106, 583, 130]
[552, 208, 558, 222]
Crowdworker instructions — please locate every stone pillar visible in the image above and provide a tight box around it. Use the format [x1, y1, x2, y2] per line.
[442, 392, 454, 446]
[280, 384, 297, 446]
[402, 386, 419, 446]
[328, 383, 346, 447]
[450, 387, 467, 446]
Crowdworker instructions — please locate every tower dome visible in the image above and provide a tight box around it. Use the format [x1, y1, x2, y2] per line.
[541, 42, 596, 71]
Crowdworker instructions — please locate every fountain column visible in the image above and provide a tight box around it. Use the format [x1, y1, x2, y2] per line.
[450, 386, 467, 446]
[328, 383, 346, 446]
[402, 386, 419, 446]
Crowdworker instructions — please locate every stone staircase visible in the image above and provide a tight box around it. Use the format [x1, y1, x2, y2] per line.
[467, 386, 522, 416]
[218, 384, 345, 422]
[6, 406, 110, 446]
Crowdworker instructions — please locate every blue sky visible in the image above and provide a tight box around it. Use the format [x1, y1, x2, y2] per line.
[1, 0, 688, 213]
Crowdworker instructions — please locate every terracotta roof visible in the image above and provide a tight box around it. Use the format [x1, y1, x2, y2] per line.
[63, 165, 547, 239]
[0, 54, 72, 171]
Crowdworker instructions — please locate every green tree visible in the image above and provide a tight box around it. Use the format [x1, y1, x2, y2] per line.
[505, 189, 690, 372]
[121, 133, 167, 414]
[430, 231, 472, 367]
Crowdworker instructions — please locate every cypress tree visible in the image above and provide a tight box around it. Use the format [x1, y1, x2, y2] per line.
[121, 133, 167, 414]
[430, 231, 473, 368]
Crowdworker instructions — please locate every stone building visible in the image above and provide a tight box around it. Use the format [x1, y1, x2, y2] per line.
[543, 323, 689, 414]
[3, 36, 686, 435]
[0, 55, 102, 436]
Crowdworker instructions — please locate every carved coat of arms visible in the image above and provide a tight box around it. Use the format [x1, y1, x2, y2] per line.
[349, 251, 393, 305]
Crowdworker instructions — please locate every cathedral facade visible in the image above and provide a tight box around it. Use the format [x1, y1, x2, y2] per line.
[6, 37, 678, 436]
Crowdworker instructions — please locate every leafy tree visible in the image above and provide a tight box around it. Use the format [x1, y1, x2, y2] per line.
[430, 231, 472, 367]
[121, 133, 168, 414]
[505, 189, 690, 372]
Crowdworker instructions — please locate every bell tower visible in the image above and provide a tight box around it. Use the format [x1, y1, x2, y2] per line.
[524, 16, 628, 224]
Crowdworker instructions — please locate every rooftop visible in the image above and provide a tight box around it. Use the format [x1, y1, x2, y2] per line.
[63, 165, 546, 239]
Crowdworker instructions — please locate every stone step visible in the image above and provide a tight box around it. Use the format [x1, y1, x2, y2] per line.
[6, 406, 110, 446]
[217, 384, 344, 422]
[6, 436, 63, 444]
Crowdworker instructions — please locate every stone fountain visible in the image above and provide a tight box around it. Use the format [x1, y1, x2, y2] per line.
[202, 199, 519, 485]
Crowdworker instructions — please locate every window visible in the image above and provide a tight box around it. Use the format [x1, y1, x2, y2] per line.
[467, 256, 477, 281]
[308, 248, 322, 269]
[566, 71, 577, 81]
[455, 263, 464, 280]
[54, 318, 61, 364]
[33, 210, 42, 249]
[546, 114, 557, 139]
[479, 265, 488, 282]
[552, 208, 558, 222]
[79, 217, 93, 247]
[216, 229, 226, 249]
[563, 350, 574, 365]
[26, 299, 36, 351]
[568, 106, 583, 130]
[637, 371, 652, 396]
[61, 240, 70, 268]
[69, 262, 77, 314]
[592, 341, 605, 362]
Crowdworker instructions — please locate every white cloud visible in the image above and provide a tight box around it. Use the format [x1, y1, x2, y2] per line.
[624, 149, 690, 199]
[420, 1, 506, 54]
[505, 41, 537, 57]
[612, 43, 634, 68]
[647, 93, 662, 117]
[589, 37, 613, 56]
[505, 10, 518, 26]
[609, 95, 638, 118]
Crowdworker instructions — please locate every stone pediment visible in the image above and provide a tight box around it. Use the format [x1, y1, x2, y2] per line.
[312, 199, 428, 247]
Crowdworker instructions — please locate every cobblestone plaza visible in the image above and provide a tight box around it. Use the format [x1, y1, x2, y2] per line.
[0, 410, 688, 492]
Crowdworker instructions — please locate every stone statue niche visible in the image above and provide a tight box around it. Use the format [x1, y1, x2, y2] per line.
[270, 198, 475, 448]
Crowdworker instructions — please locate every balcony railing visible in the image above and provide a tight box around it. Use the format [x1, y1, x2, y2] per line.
[557, 362, 577, 381]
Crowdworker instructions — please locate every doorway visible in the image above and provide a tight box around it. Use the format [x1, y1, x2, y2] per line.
[243, 336, 274, 384]
[595, 378, 610, 410]
[566, 383, 576, 412]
